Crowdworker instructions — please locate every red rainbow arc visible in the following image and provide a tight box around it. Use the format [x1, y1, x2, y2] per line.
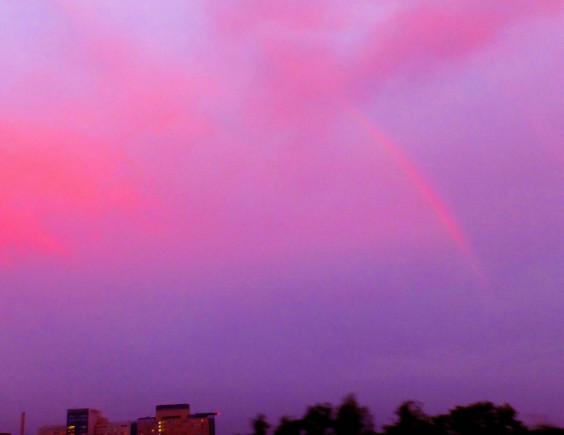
[346, 106, 487, 286]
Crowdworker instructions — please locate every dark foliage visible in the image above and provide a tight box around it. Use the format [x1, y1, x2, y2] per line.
[334, 394, 375, 435]
[248, 397, 562, 435]
[384, 401, 435, 435]
[250, 394, 375, 435]
[251, 414, 270, 435]
[438, 402, 527, 435]
[273, 417, 302, 435]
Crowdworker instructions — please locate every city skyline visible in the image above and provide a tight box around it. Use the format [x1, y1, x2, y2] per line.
[1, 1, 563, 435]
[34, 403, 217, 435]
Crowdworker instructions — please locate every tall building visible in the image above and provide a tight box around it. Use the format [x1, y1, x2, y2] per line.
[40, 403, 216, 435]
[134, 418, 155, 435]
[156, 404, 191, 421]
[67, 409, 103, 435]
[41, 414, 131, 435]
[94, 420, 131, 435]
[137, 404, 216, 435]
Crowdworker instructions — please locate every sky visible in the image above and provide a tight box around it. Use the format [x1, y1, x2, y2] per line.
[0, 0, 563, 433]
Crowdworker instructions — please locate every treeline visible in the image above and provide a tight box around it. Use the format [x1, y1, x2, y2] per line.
[246, 395, 564, 435]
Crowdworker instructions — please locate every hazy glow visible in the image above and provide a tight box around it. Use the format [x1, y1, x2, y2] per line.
[0, 1, 562, 434]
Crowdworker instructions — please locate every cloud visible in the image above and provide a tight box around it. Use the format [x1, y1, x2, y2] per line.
[3, 0, 561, 268]
[0, 120, 138, 260]
[355, 0, 562, 84]
[210, 0, 562, 111]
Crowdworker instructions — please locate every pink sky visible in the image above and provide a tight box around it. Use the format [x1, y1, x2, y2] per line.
[1, 1, 563, 433]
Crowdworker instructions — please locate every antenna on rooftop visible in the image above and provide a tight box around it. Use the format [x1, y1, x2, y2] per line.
[20, 412, 25, 435]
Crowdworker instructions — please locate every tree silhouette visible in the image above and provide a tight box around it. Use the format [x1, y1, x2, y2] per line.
[440, 402, 526, 435]
[251, 395, 564, 435]
[302, 403, 334, 435]
[384, 401, 434, 435]
[334, 394, 375, 435]
[274, 417, 302, 435]
[251, 414, 270, 435]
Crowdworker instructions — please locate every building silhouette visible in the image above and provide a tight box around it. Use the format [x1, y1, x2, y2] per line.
[38, 404, 216, 435]
[136, 404, 216, 435]
[67, 409, 103, 435]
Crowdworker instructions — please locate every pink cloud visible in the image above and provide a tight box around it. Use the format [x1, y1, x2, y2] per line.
[179, 0, 562, 268]
[210, 0, 562, 118]
[356, 0, 562, 83]
[4, 0, 560, 268]
[210, 1, 344, 37]
[0, 120, 138, 260]
[18, 1, 218, 143]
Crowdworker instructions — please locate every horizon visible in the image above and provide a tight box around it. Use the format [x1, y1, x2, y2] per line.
[2, 396, 561, 434]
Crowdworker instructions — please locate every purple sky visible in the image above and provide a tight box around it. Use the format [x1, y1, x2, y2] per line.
[1, 1, 563, 434]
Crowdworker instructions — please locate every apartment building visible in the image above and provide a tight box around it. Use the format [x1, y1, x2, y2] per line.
[38, 404, 217, 435]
